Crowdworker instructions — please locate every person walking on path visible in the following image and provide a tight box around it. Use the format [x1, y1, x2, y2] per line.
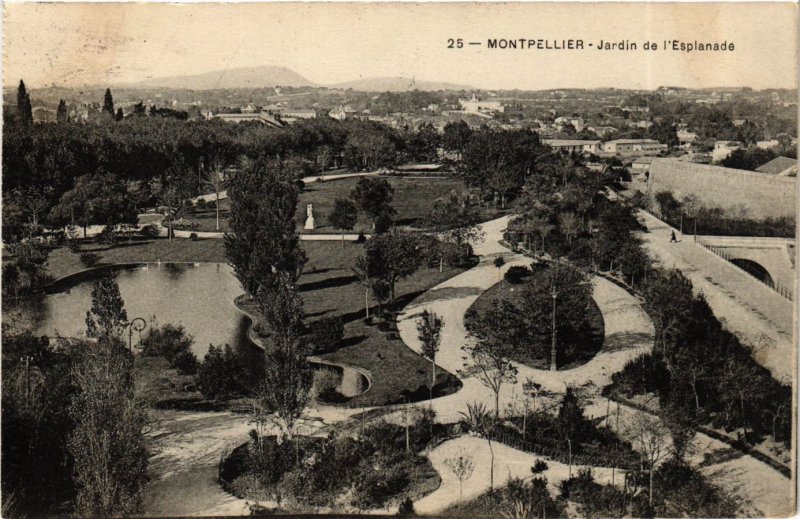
[669, 230, 677, 243]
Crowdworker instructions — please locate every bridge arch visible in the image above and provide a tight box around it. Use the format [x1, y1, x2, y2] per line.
[730, 258, 774, 286]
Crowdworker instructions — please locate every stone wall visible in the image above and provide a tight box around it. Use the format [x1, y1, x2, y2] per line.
[647, 159, 796, 220]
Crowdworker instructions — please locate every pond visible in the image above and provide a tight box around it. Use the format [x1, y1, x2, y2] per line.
[13, 262, 369, 398]
[17, 263, 246, 357]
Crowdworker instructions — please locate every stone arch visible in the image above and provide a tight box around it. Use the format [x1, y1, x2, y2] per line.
[730, 258, 774, 286]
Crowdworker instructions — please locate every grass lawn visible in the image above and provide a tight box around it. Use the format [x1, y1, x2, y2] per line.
[187, 175, 505, 233]
[45, 237, 465, 407]
[468, 277, 605, 370]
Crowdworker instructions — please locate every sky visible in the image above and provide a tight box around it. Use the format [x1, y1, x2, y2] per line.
[3, 2, 798, 91]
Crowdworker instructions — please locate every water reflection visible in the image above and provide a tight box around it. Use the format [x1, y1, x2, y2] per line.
[17, 263, 250, 358]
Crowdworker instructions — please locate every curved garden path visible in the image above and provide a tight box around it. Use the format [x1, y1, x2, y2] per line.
[143, 214, 792, 517]
[395, 215, 792, 517]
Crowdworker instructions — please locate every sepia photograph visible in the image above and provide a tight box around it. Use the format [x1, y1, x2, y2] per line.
[1, 2, 797, 517]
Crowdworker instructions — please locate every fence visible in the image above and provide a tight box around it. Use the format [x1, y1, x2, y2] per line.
[487, 429, 625, 471]
[697, 240, 794, 301]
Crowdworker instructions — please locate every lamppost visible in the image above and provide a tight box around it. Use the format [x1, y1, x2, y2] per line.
[124, 318, 147, 352]
[550, 287, 558, 371]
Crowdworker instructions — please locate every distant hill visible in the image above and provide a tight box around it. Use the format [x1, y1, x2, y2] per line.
[133, 65, 316, 90]
[330, 76, 473, 92]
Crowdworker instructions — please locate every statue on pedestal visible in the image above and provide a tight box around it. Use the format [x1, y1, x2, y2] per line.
[304, 203, 316, 230]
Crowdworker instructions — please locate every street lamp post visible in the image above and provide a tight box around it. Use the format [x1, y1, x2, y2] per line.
[124, 317, 147, 352]
[550, 286, 558, 371]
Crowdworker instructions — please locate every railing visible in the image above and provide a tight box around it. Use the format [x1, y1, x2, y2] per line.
[487, 429, 625, 470]
[698, 240, 794, 301]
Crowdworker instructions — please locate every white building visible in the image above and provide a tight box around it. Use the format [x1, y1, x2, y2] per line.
[543, 139, 601, 154]
[600, 139, 667, 157]
[459, 94, 504, 114]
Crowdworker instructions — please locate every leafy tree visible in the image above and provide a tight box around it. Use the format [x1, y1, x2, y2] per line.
[641, 269, 695, 354]
[56, 100, 68, 123]
[345, 125, 397, 169]
[423, 193, 484, 270]
[68, 342, 148, 517]
[462, 304, 520, 417]
[16, 80, 32, 125]
[416, 309, 444, 404]
[328, 198, 358, 245]
[350, 177, 395, 227]
[442, 121, 472, 158]
[720, 147, 778, 171]
[558, 212, 581, 244]
[85, 270, 128, 345]
[256, 273, 305, 353]
[363, 232, 422, 301]
[115, 108, 124, 122]
[224, 158, 307, 298]
[158, 182, 191, 241]
[103, 88, 114, 117]
[49, 174, 137, 238]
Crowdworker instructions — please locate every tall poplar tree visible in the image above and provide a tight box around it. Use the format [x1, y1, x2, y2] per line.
[56, 99, 68, 122]
[16, 80, 32, 125]
[103, 88, 115, 117]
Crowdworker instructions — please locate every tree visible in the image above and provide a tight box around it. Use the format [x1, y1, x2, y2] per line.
[103, 88, 114, 117]
[625, 412, 672, 506]
[530, 216, 554, 254]
[85, 270, 128, 345]
[641, 270, 695, 354]
[68, 342, 148, 517]
[345, 126, 396, 169]
[16, 80, 32, 125]
[558, 212, 581, 244]
[444, 450, 475, 499]
[350, 177, 395, 227]
[49, 174, 138, 238]
[224, 158, 307, 298]
[363, 232, 422, 301]
[442, 121, 472, 159]
[417, 309, 444, 404]
[115, 108, 124, 122]
[462, 303, 520, 417]
[202, 155, 228, 231]
[255, 273, 305, 353]
[352, 253, 379, 319]
[328, 198, 358, 245]
[423, 193, 484, 271]
[158, 182, 191, 242]
[56, 99, 68, 123]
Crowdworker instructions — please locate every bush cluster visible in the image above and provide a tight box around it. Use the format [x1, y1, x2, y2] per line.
[140, 323, 198, 375]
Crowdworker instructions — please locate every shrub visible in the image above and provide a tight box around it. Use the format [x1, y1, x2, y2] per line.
[504, 265, 531, 284]
[374, 213, 393, 234]
[95, 226, 116, 244]
[531, 459, 548, 474]
[356, 231, 366, 243]
[190, 232, 199, 241]
[310, 316, 344, 354]
[198, 344, 247, 400]
[140, 224, 160, 238]
[196, 198, 207, 210]
[494, 257, 505, 269]
[312, 368, 342, 403]
[295, 179, 306, 192]
[79, 252, 100, 268]
[140, 324, 198, 375]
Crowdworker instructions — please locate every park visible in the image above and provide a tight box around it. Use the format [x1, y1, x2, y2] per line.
[2, 109, 793, 518]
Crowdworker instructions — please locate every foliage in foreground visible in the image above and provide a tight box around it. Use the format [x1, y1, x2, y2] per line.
[224, 409, 442, 511]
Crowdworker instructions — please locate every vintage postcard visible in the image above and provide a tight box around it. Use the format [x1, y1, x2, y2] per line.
[1, 2, 797, 518]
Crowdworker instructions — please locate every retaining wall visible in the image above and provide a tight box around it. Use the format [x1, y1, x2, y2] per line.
[647, 159, 796, 220]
